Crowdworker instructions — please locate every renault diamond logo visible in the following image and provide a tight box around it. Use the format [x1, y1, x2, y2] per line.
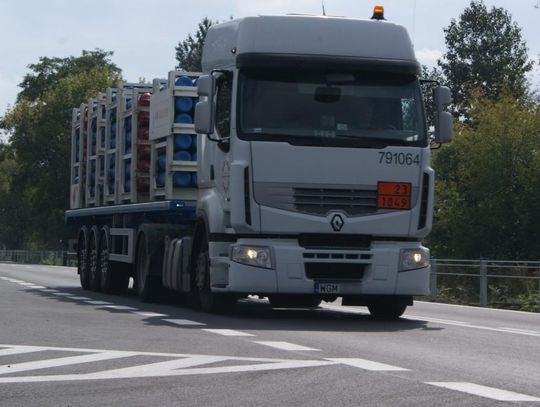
[331, 214, 344, 232]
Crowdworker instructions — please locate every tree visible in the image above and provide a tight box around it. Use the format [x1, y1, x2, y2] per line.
[428, 94, 540, 259]
[175, 17, 215, 72]
[438, 1, 533, 118]
[0, 50, 122, 249]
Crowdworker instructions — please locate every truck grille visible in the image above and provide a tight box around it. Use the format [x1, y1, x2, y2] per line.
[305, 263, 366, 280]
[293, 187, 377, 216]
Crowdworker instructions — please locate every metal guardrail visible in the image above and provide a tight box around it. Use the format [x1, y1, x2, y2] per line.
[0, 250, 77, 267]
[430, 258, 540, 311]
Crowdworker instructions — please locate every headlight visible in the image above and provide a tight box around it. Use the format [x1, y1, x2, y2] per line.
[231, 245, 274, 269]
[399, 247, 430, 271]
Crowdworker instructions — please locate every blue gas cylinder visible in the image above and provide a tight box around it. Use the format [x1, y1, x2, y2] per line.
[174, 134, 193, 150]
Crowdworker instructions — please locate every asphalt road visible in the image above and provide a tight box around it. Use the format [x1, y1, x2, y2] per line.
[0, 263, 539, 406]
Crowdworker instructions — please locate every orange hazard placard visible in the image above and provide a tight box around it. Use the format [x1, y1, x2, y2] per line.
[377, 182, 411, 210]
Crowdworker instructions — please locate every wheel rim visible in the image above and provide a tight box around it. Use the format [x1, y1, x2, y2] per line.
[89, 238, 98, 284]
[137, 239, 147, 292]
[78, 238, 86, 275]
[78, 235, 88, 287]
[100, 236, 109, 282]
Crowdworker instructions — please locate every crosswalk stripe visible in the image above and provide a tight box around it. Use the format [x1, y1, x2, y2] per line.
[426, 382, 540, 402]
[326, 358, 409, 371]
[0, 352, 135, 375]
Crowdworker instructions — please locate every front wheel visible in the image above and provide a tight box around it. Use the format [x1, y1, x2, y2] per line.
[196, 249, 236, 314]
[367, 301, 407, 320]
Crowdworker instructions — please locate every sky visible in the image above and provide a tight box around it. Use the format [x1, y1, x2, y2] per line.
[0, 0, 539, 122]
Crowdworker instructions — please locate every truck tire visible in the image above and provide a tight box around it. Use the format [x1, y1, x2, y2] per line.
[78, 227, 90, 290]
[135, 230, 162, 302]
[196, 240, 236, 314]
[88, 226, 101, 291]
[367, 300, 407, 320]
[268, 295, 322, 308]
[99, 226, 129, 294]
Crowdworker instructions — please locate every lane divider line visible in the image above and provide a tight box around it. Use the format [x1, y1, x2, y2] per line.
[202, 329, 255, 337]
[67, 296, 91, 300]
[426, 382, 540, 402]
[103, 305, 138, 311]
[132, 311, 168, 318]
[84, 301, 113, 306]
[162, 319, 206, 326]
[253, 341, 320, 351]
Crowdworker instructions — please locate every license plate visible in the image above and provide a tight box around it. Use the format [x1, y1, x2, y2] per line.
[377, 181, 411, 210]
[314, 282, 340, 294]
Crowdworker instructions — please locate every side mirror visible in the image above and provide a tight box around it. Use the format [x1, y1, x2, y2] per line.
[433, 86, 453, 144]
[194, 75, 215, 135]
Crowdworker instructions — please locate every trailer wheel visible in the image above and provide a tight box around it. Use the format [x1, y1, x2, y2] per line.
[78, 227, 90, 290]
[99, 226, 129, 294]
[367, 301, 407, 321]
[196, 241, 236, 314]
[135, 231, 162, 302]
[88, 226, 101, 291]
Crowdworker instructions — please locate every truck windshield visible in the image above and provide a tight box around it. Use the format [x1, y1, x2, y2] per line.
[238, 69, 427, 147]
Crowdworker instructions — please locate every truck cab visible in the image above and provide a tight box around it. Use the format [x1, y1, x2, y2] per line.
[193, 14, 452, 317]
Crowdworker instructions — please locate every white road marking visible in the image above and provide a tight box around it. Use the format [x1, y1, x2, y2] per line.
[67, 296, 91, 300]
[321, 304, 540, 339]
[0, 352, 134, 375]
[0, 344, 335, 383]
[18, 282, 35, 286]
[498, 327, 540, 335]
[10, 280, 26, 283]
[407, 315, 540, 338]
[132, 311, 168, 318]
[0, 346, 49, 357]
[427, 382, 540, 402]
[162, 319, 206, 326]
[84, 301, 112, 306]
[103, 305, 138, 311]
[27, 285, 45, 289]
[253, 341, 320, 351]
[202, 329, 255, 337]
[326, 358, 409, 372]
[415, 300, 540, 317]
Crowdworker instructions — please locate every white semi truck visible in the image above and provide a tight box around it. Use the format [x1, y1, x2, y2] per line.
[67, 9, 452, 319]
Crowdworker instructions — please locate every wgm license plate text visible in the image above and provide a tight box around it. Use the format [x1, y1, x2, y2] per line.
[314, 283, 340, 294]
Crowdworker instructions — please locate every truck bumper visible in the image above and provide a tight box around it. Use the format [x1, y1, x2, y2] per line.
[209, 239, 430, 296]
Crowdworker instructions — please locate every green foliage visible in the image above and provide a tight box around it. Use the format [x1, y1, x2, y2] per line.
[428, 94, 540, 259]
[175, 17, 215, 72]
[0, 50, 122, 249]
[438, 1, 533, 118]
